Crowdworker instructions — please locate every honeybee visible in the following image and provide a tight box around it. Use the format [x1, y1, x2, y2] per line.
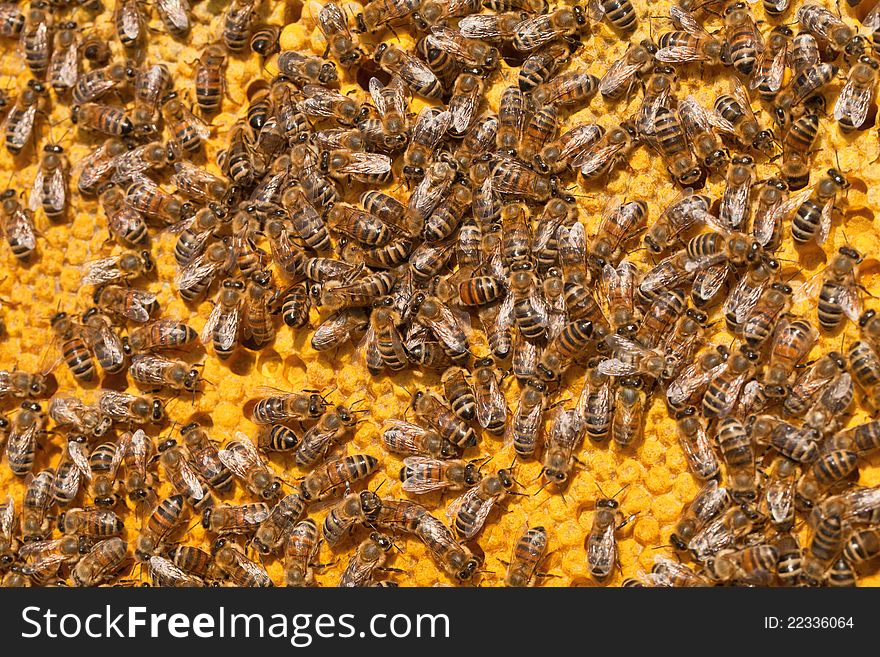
[21, 468, 53, 542]
[0, 369, 50, 401]
[130, 354, 202, 394]
[513, 6, 587, 52]
[20, 8, 50, 80]
[114, 0, 145, 49]
[674, 407, 721, 480]
[193, 45, 226, 115]
[127, 318, 197, 354]
[775, 62, 839, 126]
[702, 346, 759, 419]
[178, 422, 232, 495]
[217, 436, 281, 501]
[835, 55, 879, 131]
[298, 454, 379, 502]
[381, 420, 456, 459]
[322, 490, 382, 547]
[339, 532, 396, 587]
[587, 489, 635, 581]
[162, 95, 211, 155]
[59, 505, 124, 538]
[687, 504, 762, 563]
[310, 307, 370, 350]
[284, 519, 320, 587]
[0, 4, 23, 39]
[167, 545, 214, 582]
[656, 6, 725, 66]
[507, 379, 547, 459]
[72, 537, 128, 586]
[797, 3, 854, 52]
[78, 140, 128, 197]
[678, 95, 731, 173]
[221, 0, 255, 51]
[448, 467, 516, 540]
[48, 396, 109, 439]
[354, 0, 420, 33]
[202, 502, 270, 535]
[750, 26, 790, 102]
[502, 525, 548, 587]
[81, 250, 154, 288]
[118, 428, 155, 509]
[97, 390, 164, 426]
[211, 538, 272, 587]
[50, 312, 96, 384]
[250, 24, 281, 58]
[371, 42, 442, 100]
[3, 80, 46, 155]
[155, 0, 190, 37]
[670, 479, 730, 551]
[47, 21, 79, 93]
[784, 350, 848, 419]
[125, 179, 186, 225]
[316, 1, 361, 66]
[17, 535, 84, 585]
[722, 1, 761, 78]
[459, 10, 528, 45]
[133, 494, 187, 560]
[79, 308, 126, 376]
[579, 121, 638, 181]
[149, 555, 203, 587]
[715, 78, 774, 154]
[399, 456, 481, 495]
[198, 279, 243, 360]
[251, 493, 306, 555]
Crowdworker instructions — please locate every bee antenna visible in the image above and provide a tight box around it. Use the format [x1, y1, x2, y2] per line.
[613, 483, 629, 500]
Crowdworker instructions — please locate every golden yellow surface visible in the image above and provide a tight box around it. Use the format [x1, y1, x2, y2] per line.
[1, 0, 880, 587]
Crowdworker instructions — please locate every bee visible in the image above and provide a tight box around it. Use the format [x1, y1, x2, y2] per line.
[587, 490, 635, 581]
[21, 8, 50, 80]
[381, 420, 456, 460]
[218, 122, 257, 185]
[50, 312, 96, 384]
[642, 104, 703, 187]
[797, 3, 854, 52]
[220, 0, 255, 51]
[94, 282, 157, 323]
[299, 454, 379, 502]
[751, 179, 802, 251]
[401, 108, 451, 183]
[83, 439, 125, 508]
[790, 169, 850, 246]
[197, 279, 243, 360]
[802, 506, 844, 586]
[702, 346, 758, 419]
[129, 354, 202, 393]
[513, 6, 587, 52]
[47, 21, 79, 93]
[80, 308, 126, 375]
[0, 370, 50, 403]
[127, 319, 197, 354]
[598, 40, 656, 101]
[459, 10, 528, 45]
[133, 494, 187, 560]
[591, 199, 649, 269]
[532, 72, 599, 111]
[79, 139, 128, 197]
[425, 25, 499, 72]
[798, 247, 864, 332]
[295, 404, 359, 468]
[320, 148, 392, 186]
[722, 1, 761, 77]
[134, 63, 171, 114]
[796, 448, 859, 512]
[148, 556, 203, 587]
[59, 505, 124, 539]
[579, 121, 638, 181]
[250, 24, 281, 58]
[503, 526, 548, 587]
[687, 503, 763, 563]
[322, 490, 382, 547]
[448, 467, 515, 540]
[740, 282, 792, 349]
[707, 544, 779, 585]
[73, 62, 133, 106]
[677, 95, 731, 173]
[96, 391, 164, 427]
[656, 6, 725, 66]
[20, 468, 53, 542]
[354, 0, 420, 33]
[202, 502, 270, 535]
[271, 282, 311, 329]
[782, 113, 821, 186]
[162, 94, 211, 154]
[252, 493, 306, 555]
[750, 26, 791, 102]
[835, 55, 879, 132]
[310, 307, 369, 351]
[339, 532, 396, 588]
[518, 104, 560, 163]
[154, 437, 206, 510]
[72, 102, 134, 137]
[211, 538, 272, 587]
[537, 408, 583, 487]
[670, 479, 730, 552]
[848, 339, 880, 409]
[316, 2, 360, 67]
[167, 545, 214, 581]
[218, 435, 283, 500]
[504, 379, 546, 459]
[115, 0, 145, 49]
[193, 45, 226, 115]
[47, 396, 107, 439]
[759, 318, 818, 401]
[155, 0, 190, 37]
[72, 537, 128, 586]
[715, 78, 774, 154]
[785, 351, 848, 418]
[0, 4, 23, 39]
[672, 407, 721, 481]
[4, 80, 46, 155]
[416, 512, 480, 582]
[82, 250, 154, 287]
[842, 526, 880, 567]
[490, 157, 552, 202]
[496, 86, 529, 157]
[284, 519, 320, 587]
[178, 422, 233, 495]
[17, 535, 84, 585]
[174, 241, 233, 301]
[775, 62, 839, 126]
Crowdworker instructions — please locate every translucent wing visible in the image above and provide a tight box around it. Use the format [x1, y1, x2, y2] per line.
[475, 373, 506, 432]
[691, 263, 730, 301]
[28, 167, 44, 212]
[793, 269, 825, 305]
[667, 358, 727, 407]
[53, 41, 79, 89]
[730, 77, 758, 126]
[68, 440, 92, 478]
[82, 256, 125, 286]
[317, 1, 349, 37]
[157, 0, 189, 30]
[0, 495, 13, 540]
[655, 45, 709, 64]
[725, 275, 767, 325]
[669, 5, 708, 35]
[449, 87, 480, 136]
[334, 151, 392, 175]
[174, 251, 221, 291]
[411, 107, 451, 147]
[149, 555, 199, 585]
[218, 435, 259, 479]
[6, 104, 36, 151]
[597, 358, 638, 376]
[817, 198, 834, 245]
[446, 487, 477, 526]
[834, 77, 872, 130]
[599, 49, 643, 97]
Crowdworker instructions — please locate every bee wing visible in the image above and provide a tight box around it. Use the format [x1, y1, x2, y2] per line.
[669, 5, 709, 35]
[0, 495, 13, 540]
[727, 277, 767, 325]
[157, 0, 189, 30]
[640, 254, 687, 292]
[174, 252, 218, 291]
[655, 45, 709, 64]
[119, 1, 143, 40]
[587, 522, 617, 572]
[751, 46, 787, 92]
[836, 283, 862, 322]
[449, 88, 480, 135]
[558, 125, 604, 165]
[369, 76, 405, 119]
[28, 168, 44, 212]
[149, 555, 194, 584]
[820, 372, 853, 411]
[215, 304, 241, 353]
[865, 4, 880, 30]
[720, 178, 751, 231]
[765, 477, 794, 527]
[426, 26, 470, 60]
[678, 95, 712, 136]
[445, 486, 477, 523]
[459, 14, 503, 40]
[335, 151, 392, 175]
[597, 358, 638, 376]
[578, 141, 625, 177]
[817, 198, 834, 246]
[692, 263, 730, 301]
[411, 108, 452, 147]
[793, 269, 825, 305]
[679, 422, 718, 480]
[45, 167, 66, 212]
[68, 440, 92, 478]
[475, 372, 506, 431]
[599, 52, 642, 98]
[730, 77, 758, 125]
[834, 77, 872, 130]
[82, 256, 124, 286]
[54, 41, 79, 89]
[6, 103, 36, 152]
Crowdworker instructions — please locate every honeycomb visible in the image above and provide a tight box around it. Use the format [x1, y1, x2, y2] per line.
[1, 0, 880, 587]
